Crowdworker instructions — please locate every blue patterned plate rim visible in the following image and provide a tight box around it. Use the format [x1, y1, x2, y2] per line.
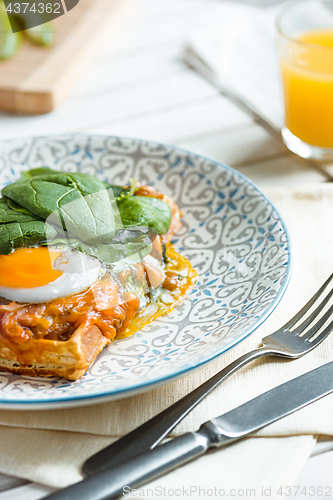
[0, 134, 292, 409]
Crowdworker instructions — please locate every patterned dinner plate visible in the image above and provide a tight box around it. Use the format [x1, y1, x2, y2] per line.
[0, 135, 291, 409]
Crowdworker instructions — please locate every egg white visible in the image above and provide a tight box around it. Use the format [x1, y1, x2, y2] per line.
[0, 249, 102, 304]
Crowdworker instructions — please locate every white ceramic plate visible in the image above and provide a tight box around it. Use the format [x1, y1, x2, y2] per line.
[0, 135, 291, 409]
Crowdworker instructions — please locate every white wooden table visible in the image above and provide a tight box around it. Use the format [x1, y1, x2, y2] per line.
[0, 0, 331, 498]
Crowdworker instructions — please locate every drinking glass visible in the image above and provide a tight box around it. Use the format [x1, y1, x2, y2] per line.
[276, 0, 333, 160]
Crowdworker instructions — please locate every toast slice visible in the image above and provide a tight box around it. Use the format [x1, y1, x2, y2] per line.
[0, 324, 109, 380]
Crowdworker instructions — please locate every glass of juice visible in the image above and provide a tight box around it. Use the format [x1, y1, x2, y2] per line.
[276, 0, 333, 160]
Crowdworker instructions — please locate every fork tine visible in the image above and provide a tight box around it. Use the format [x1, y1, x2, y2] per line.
[306, 317, 333, 344]
[282, 273, 333, 331]
[298, 302, 333, 341]
[292, 288, 333, 336]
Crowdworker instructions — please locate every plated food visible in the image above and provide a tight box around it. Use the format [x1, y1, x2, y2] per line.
[0, 168, 197, 380]
[0, 135, 291, 408]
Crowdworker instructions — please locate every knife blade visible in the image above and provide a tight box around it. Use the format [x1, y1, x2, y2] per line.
[45, 360, 333, 500]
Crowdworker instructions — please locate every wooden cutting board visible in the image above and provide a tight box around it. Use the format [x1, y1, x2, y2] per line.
[0, 0, 133, 114]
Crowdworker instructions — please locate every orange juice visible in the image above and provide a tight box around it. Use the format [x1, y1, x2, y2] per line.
[280, 29, 333, 148]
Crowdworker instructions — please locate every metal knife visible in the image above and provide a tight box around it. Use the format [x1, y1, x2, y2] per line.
[45, 360, 333, 500]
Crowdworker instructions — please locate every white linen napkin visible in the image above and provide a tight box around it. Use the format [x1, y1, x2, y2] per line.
[0, 430, 316, 499]
[0, 184, 331, 498]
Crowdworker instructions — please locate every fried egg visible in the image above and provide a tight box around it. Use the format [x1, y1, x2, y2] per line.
[0, 247, 101, 304]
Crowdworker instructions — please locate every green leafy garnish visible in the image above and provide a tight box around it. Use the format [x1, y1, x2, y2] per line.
[0, 169, 172, 260]
[16, 167, 60, 181]
[0, 197, 57, 254]
[80, 230, 153, 264]
[102, 177, 137, 201]
[117, 196, 172, 235]
[0, 198, 39, 223]
[2, 172, 116, 243]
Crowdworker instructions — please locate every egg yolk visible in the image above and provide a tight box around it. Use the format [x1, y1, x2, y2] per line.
[0, 248, 63, 288]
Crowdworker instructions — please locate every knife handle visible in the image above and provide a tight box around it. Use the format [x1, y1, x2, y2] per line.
[83, 347, 272, 476]
[45, 429, 217, 500]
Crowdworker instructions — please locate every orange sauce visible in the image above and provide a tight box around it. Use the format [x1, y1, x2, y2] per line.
[0, 278, 140, 349]
[117, 245, 198, 339]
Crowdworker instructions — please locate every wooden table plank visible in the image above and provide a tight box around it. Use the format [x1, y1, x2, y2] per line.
[179, 122, 284, 167]
[0, 70, 219, 139]
[89, 95, 252, 144]
[236, 153, 327, 186]
[73, 43, 184, 97]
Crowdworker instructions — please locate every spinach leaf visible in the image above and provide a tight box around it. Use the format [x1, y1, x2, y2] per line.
[2, 167, 62, 217]
[5, 198, 38, 217]
[103, 177, 137, 201]
[18, 167, 60, 181]
[0, 220, 57, 255]
[0, 198, 40, 223]
[2, 172, 116, 244]
[80, 234, 152, 264]
[117, 196, 172, 235]
[43, 229, 152, 264]
[102, 182, 128, 199]
[0, 198, 54, 254]
[0, 169, 171, 261]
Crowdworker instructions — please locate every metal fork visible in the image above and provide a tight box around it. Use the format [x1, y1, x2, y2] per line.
[83, 273, 333, 476]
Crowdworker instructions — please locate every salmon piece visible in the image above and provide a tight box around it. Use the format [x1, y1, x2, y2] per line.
[143, 256, 165, 289]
